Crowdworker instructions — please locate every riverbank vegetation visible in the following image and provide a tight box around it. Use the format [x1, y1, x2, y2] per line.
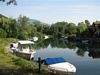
[0, 14, 93, 40]
[1, 14, 100, 41]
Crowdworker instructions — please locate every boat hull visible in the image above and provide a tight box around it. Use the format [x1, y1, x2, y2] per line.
[12, 49, 35, 60]
[48, 62, 76, 73]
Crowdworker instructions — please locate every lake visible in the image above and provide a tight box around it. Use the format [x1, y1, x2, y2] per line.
[34, 38, 100, 75]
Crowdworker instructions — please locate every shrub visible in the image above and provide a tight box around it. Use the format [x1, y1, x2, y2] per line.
[0, 28, 7, 38]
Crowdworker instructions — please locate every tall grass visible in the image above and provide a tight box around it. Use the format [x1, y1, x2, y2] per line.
[0, 38, 17, 53]
[0, 38, 37, 69]
[0, 38, 49, 75]
[11, 55, 37, 69]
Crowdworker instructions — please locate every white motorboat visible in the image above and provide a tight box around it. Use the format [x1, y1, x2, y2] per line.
[10, 40, 36, 60]
[44, 57, 76, 73]
[48, 62, 76, 73]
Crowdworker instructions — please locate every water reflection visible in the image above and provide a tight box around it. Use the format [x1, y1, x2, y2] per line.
[33, 38, 100, 59]
[33, 38, 100, 75]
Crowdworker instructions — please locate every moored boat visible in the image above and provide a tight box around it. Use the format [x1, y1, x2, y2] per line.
[10, 40, 36, 60]
[44, 57, 76, 73]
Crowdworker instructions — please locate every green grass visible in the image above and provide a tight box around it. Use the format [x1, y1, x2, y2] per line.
[0, 38, 36, 69]
[0, 38, 18, 69]
[0, 38, 50, 75]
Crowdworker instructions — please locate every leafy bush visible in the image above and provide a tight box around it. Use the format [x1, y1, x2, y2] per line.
[17, 30, 29, 40]
[0, 28, 7, 38]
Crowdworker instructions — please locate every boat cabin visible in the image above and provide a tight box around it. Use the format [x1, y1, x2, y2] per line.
[17, 41, 34, 53]
[10, 40, 35, 60]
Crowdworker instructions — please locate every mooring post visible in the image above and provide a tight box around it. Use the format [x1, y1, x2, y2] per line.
[38, 57, 41, 73]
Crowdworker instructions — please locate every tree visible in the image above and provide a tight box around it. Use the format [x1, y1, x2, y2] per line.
[17, 15, 30, 39]
[68, 23, 77, 35]
[1, 17, 18, 37]
[17, 15, 29, 27]
[8, 18, 18, 37]
[85, 20, 90, 27]
[78, 22, 87, 33]
[50, 22, 68, 37]
[17, 30, 29, 40]
[0, 0, 17, 5]
[77, 22, 88, 37]
[24, 24, 37, 38]
[0, 28, 7, 38]
[34, 22, 49, 34]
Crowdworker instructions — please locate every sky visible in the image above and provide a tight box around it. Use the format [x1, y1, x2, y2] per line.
[0, 0, 100, 24]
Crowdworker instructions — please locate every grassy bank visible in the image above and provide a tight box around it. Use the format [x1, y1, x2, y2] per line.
[0, 38, 50, 75]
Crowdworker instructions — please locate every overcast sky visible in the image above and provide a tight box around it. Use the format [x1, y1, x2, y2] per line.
[0, 0, 100, 24]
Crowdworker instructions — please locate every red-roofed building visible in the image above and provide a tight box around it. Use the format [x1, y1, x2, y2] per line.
[91, 21, 100, 37]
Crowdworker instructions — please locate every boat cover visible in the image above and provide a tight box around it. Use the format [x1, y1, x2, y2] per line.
[44, 57, 65, 65]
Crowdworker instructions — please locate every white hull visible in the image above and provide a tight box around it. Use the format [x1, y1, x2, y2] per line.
[13, 49, 36, 60]
[48, 62, 76, 73]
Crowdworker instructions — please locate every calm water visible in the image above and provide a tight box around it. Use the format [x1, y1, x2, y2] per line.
[34, 38, 100, 75]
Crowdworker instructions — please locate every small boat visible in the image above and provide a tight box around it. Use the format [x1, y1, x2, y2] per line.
[33, 36, 38, 41]
[44, 57, 76, 73]
[10, 40, 36, 60]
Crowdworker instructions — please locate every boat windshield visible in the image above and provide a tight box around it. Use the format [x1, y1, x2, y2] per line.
[22, 44, 33, 49]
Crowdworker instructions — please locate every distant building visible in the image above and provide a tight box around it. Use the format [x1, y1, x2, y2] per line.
[88, 21, 100, 37]
[93, 21, 100, 30]
[93, 21, 100, 37]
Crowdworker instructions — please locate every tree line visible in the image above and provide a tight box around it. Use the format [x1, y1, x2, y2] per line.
[0, 15, 92, 40]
